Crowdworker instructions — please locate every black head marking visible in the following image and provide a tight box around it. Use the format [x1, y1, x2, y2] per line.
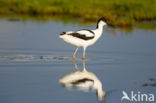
[98, 17, 107, 23]
[96, 17, 107, 28]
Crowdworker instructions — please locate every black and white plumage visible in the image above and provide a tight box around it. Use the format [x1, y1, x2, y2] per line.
[59, 69, 106, 101]
[59, 17, 107, 59]
[59, 55, 106, 101]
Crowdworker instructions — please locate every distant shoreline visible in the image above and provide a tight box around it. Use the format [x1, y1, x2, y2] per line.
[0, 0, 156, 27]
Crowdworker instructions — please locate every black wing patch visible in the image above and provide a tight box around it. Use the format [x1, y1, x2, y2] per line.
[71, 78, 94, 85]
[78, 29, 95, 35]
[68, 33, 94, 40]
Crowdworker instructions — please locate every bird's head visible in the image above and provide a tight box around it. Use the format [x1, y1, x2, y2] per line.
[96, 17, 107, 28]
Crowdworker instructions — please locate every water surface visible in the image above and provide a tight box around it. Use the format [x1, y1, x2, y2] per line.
[0, 19, 156, 103]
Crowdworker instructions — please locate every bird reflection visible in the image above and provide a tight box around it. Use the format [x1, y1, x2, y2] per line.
[59, 59, 106, 101]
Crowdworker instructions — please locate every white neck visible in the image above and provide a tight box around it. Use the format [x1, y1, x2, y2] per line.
[96, 21, 106, 29]
[93, 23, 104, 40]
[97, 24, 104, 33]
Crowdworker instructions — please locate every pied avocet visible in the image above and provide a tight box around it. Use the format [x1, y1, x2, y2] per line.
[59, 17, 107, 60]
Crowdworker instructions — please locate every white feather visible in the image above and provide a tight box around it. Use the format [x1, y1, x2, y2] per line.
[59, 17, 107, 59]
[76, 30, 94, 37]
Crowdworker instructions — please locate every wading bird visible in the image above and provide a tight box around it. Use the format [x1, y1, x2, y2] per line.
[59, 17, 107, 60]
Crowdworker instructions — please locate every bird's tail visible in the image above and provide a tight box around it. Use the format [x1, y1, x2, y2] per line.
[59, 32, 66, 38]
[60, 32, 66, 35]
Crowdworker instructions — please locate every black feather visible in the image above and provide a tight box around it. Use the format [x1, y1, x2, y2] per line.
[78, 29, 95, 35]
[68, 33, 94, 40]
[71, 78, 94, 85]
[96, 17, 107, 28]
[60, 32, 66, 35]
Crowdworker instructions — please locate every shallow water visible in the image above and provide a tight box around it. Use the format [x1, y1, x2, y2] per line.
[0, 19, 156, 103]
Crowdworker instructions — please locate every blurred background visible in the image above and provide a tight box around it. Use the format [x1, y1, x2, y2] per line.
[0, 0, 156, 29]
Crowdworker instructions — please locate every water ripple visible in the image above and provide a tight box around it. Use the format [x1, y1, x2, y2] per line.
[0, 54, 73, 64]
[0, 51, 115, 65]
